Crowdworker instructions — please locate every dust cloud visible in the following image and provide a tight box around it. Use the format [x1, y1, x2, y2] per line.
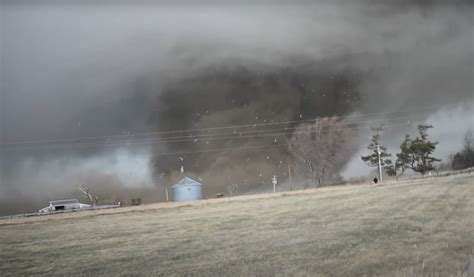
[0, 0, 473, 214]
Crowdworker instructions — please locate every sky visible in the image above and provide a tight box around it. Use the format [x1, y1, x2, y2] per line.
[0, 0, 473, 214]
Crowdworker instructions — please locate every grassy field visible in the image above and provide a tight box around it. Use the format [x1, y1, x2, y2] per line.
[1, 174, 473, 276]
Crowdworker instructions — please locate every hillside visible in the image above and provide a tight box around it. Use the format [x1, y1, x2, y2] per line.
[1, 174, 473, 276]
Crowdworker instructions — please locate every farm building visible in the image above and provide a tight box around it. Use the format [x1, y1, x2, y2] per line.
[172, 177, 203, 202]
[39, 199, 90, 213]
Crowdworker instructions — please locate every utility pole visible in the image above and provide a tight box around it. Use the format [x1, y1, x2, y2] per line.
[272, 175, 277, 193]
[179, 156, 184, 175]
[377, 144, 383, 182]
[288, 163, 293, 191]
[0, 59, 7, 191]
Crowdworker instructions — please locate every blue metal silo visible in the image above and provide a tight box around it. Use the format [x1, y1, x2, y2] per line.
[172, 177, 203, 201]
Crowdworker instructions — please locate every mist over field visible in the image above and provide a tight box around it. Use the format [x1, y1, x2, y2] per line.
[0, 0, 473, 214]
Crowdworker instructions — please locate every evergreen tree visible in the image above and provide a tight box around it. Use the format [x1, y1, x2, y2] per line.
[361, 125, 393, 175]
[394, 134, 412, 177]
[397, 124, 441, 176]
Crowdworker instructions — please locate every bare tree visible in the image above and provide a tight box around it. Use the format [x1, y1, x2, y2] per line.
[452, 129, 474, 170]
[288, 116, 353, 187]
[227, 183, 239, 197]
[463, 129, 474, 166]
[79, 186, 98, 206]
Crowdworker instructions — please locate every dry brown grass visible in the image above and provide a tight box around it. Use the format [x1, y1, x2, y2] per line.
[1, 174, 473, 276]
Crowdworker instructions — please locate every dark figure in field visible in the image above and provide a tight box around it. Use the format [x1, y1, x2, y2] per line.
[373, 178, 378, 184]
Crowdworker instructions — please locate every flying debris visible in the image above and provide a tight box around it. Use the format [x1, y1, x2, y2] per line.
[3, 0, 472, 217]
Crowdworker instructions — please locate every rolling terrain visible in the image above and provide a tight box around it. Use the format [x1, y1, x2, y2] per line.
[1, 174, 473, 276]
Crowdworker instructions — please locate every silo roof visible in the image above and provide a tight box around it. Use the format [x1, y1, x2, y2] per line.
[172, 177, 202, 188]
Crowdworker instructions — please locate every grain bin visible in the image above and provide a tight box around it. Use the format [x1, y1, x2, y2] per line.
[172, 177, 203, 201]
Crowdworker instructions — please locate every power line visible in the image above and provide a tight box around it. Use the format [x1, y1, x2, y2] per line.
[0, 103, 455, 147]
[149, 143, 288, 157]
[2, 113, 434, 151]
[6, 115, 412, 147]
[3, 118, 423, 151]
[3, 120, 423, 152]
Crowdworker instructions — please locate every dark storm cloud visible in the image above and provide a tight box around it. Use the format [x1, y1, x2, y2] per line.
[0, 0, 473, 214]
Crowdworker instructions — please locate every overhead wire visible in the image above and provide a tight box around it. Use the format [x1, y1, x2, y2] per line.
[3, 111, 435, 150]
[0, 103, 455, 148]
[3, 119, 423, 151]
[2, 119, 423, 152]
[149, 143, 289, 157]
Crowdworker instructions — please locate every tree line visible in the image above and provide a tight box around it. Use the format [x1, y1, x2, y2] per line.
[451, 130, 474, 170]
[361, 124, 441, 178]
[288, 116, 473, 188]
